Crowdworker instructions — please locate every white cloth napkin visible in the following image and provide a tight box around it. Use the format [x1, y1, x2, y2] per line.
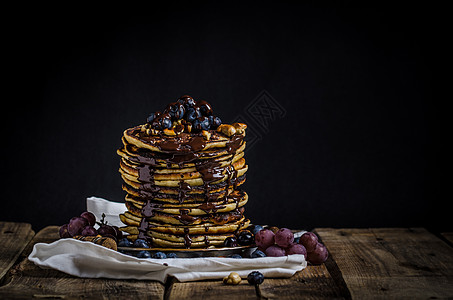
[28, 196, 307, 283]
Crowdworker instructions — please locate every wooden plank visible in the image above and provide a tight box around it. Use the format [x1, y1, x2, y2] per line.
[21, 225, 60, 258]
[315, 227, 453, 299]
[166, 258, 350, 299]
[258, 262, 349, 299]
[0, 222, 35, 282]
[165, 276, 257, 300]
[0, 226, 165, 299]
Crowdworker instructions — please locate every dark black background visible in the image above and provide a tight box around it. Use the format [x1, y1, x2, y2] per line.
[4, 4, 442, 232]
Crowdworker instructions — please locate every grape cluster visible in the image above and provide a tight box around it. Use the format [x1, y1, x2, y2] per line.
[59, 212, 123, 242]
[254, 227, 329, 265]
[146, 95, 222, 133]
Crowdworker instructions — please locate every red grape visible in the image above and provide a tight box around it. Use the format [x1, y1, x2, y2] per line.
[275, 228, 294, 248]
[265, 245, 286, 257]
[307, 243, 328, 265]
[81, 225, 98, 236]
[59, 224, 71, 238]
[255, 229, 275, 250]
[299, 232, 318, 252]
[68, 217, 88, 236]
[98, 224, 116, 237]
[80, 211, 96, 226]
[286, 244, 307, 258]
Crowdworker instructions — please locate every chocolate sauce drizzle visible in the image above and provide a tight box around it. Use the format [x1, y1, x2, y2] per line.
[183, 227, 192, 248]
[178, 181, 192, 204]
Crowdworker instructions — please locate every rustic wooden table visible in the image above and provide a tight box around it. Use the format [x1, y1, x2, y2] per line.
[1, 222, 452, 299]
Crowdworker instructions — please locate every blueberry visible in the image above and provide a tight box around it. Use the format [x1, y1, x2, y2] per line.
[248, 225, 264, 235]
[185, 107, 200, 123]
[146, 113, 156, 124]
[196, 100, 213, 116]
[294, 237, 300, 244]
[251, 249, 266, 258]
[118, 238, 133, 247]
[224, 237, 238, 248]
[192, 116, 210, 132]
[133, 239, 150, 249]
[199, 116, 210, 130]
[166, 102, 185, 120]
[237, 230, 254, 246]
[161, 117, 172, 129]
[230, 254, 242, 259]
[192, 118, 202, 132]
[137, 250, 152, 258]
[151, 112, 171, 130]
[166, 253, 178, 258]
[247, 271, 264, 285]
[178, 95, 196, 109]
[209, 116, 222, 129]
[152, 252, 167, 259]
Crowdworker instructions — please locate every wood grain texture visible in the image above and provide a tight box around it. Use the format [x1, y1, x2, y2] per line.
[315, 228, 453, 299]
[258, 263, 348, 299]
[0, 222, 35, 283]
[21, 225, 60, 258]
[3, 224, 453, 299]
[166, 259, 349, 299]
[0, 226, 165, 299]
[165, 276, 258, 300]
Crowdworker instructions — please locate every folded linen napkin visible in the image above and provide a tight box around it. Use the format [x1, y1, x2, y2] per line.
[28, 196, 307, 282]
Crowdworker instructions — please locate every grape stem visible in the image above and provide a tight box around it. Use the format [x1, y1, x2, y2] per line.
[96, 213, 108, 226]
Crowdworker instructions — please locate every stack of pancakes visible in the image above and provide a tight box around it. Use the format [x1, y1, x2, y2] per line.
[118, 121, 250, 248]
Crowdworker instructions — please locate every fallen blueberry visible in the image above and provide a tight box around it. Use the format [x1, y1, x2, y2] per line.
[137, 250, 151, 258]
[153, 252, 167, 259]
[118, 238, 133, 247]
[133, 239, 150, 249]
[251, 249, 266, 258]
[247, 271, 264, 285]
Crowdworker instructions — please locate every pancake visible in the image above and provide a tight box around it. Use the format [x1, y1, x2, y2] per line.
[125, 219, 251, 248]
[121, 218, 250, 235]
[123, 126, 242, 153]
[120, 206, 245, 226]
[117, 96, 251, 249]
[125, 189, 246, 208]
[124, 191, 248, 216]
[119, 150, 245, 175]
[119, 156, 246, 182]
[119, 165, 248, 188]
[122, 174, 246, 199]
[119, 137, 247, 168]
